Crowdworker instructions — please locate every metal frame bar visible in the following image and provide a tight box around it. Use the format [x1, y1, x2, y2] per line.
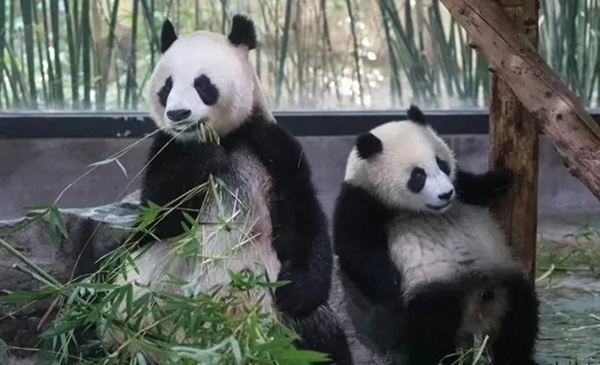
[1, 109, 600, 138]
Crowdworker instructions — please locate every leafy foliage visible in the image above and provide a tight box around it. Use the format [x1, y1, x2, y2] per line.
[2, 0, 598, 110]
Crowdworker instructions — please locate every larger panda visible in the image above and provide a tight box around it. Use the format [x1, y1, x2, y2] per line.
[101, 15, 353, 364]
[333, 105, 539, 365]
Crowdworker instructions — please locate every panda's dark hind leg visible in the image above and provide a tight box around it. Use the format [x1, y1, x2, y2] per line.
[403, 283, 464, 365]
[283, 305, 354, 365]
[490, 277, 539, 365]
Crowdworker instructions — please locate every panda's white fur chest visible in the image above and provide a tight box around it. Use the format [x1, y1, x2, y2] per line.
[116, 144, 279, 310]
[387, 202, 518, 297]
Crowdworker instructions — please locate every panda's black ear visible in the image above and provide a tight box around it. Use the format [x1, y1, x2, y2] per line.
[228, 14, 257, 50]
[407, 104, 427, 126]
[161, 19, 178, 53]
[356, 133, 383, 159]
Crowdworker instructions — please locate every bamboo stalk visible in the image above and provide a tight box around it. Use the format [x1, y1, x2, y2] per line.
[319, 0, 343, 106]
[64, 0, 79, 108]
[3, 42, 25, 106]
[20, 0, 38, 108]
[50, 0, 64, 106]
[275, 0, 293, 107]
[124, 0, 140, 110]
[98, 0, 120, 110]
[41, 0, 56, 105]
[33, 0, 49, 104]
[0, 0, 5, 107]
[82, 0, 91, 109]
[345, 0, 364, 107]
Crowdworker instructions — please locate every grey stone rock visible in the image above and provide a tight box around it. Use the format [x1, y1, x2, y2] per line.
[0, 192, 139, 362]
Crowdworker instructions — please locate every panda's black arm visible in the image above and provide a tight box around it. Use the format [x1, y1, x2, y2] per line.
[454, 167, 513, 207]
[238, 119, 333, 317]
[131, 131, 228, 247]
[333, 183, 400, 304]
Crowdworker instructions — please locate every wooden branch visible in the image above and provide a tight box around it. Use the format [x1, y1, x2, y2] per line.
[439, 0, 600, 203]
[488, 0, 539, 278]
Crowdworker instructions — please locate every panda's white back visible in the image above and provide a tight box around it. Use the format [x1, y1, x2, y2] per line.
[388, 202, 519, 297]
[116, 144, 279, 309]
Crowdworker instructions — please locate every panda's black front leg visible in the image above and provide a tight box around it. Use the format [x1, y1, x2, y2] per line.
[131, 131, 229, 247]
[491, 276, 539, 365]
[454, 167, 513, 207]
[403, 283, 464, 365]
[239, 120, 332, 315]
[333, 183, 400, 304]
[241, 120, 353, 363]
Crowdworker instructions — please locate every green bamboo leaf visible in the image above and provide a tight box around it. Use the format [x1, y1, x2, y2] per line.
[0, 289, 56, 303]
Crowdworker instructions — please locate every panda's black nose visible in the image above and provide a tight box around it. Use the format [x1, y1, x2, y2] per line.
[167, 109, 191, 122]
[438, 189, 454, 201]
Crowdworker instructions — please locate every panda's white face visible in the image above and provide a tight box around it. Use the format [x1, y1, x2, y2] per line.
[345, 119, 457, 213]
[148, 30, 255, 138]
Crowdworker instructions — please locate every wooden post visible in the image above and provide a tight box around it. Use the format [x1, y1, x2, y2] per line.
[439, 0, 600, 280]
[489, 0, 539, 279]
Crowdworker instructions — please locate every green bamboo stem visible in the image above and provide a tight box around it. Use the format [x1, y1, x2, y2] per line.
[64, 0, 79, 108]
[41, 0, 56, 105]
[378, 2, 402, 103]
[0, 0, 5, 107]
[20, 0, 38, 108]
[9, 0, 15, 52]
[275, 0, 293, 107]
[50, 0, 64, 106]
[345, 0, 365, 107]
[33, 1, 49, 104]
[319, 0, 343, 105]
[3, 41, 25, 106]
[97, 0, 121, 110]
[125, 0, 140, 110]
[81, 0, 91, 109]
[0, 237, 63, 288]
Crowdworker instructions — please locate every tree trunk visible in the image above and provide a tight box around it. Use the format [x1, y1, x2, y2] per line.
[439, 0, 600, 275]
[489, 0, 539, 278]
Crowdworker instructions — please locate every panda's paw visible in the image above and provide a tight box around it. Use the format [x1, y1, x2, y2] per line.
[274, 271, 328, 317]
[486, 167, 513, 195]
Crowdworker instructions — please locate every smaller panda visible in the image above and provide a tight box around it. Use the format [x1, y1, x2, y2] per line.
[333, 105, 539, 365]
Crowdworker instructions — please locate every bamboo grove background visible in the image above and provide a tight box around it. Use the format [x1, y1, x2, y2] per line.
[0, 0, 598, 111]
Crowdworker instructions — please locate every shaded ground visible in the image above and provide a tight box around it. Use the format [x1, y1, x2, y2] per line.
[531, 212, 600, 364]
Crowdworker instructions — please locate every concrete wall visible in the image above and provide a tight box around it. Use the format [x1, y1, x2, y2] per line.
[1, 135, 598, 220]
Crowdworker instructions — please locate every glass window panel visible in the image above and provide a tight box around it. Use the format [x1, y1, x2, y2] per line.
[0, 0, 597, 111]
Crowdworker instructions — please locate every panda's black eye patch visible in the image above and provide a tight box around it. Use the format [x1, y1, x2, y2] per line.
[194, 74, 219, 106]
[436, 157, 451, 176]
[408, 167, 427, 193]
[157, 76, 173, 107]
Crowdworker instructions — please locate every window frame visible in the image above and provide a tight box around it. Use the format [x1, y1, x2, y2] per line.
[1, 109, 599, 138]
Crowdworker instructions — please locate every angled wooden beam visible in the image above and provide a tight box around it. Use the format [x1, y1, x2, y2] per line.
[439, 0, 600, 278]
[488, 0, 539, 278]
[438, 0, 600, 199]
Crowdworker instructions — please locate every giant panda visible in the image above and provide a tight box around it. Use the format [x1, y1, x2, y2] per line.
[100, 15, 353, 365]
[332, 105, 539, 365]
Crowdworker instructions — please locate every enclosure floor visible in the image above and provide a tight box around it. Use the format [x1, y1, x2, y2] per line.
[535, 210, 600, 364]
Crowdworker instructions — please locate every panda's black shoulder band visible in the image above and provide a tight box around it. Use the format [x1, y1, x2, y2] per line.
[407, 104, 427, 126]
[228, 14, 257, 50]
